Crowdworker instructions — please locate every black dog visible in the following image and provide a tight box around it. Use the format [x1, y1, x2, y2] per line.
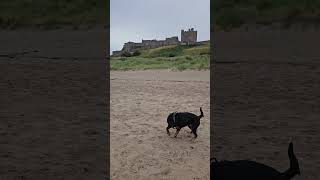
[211, 142, 300, 180]
[166, 107, 204, 138]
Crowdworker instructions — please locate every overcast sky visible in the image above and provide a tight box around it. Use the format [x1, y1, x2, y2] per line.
[110, 0, 210, 53]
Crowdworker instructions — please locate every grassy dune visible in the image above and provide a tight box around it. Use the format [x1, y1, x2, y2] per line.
[111, 43, 210, 71]
[139, 43, 210, 58]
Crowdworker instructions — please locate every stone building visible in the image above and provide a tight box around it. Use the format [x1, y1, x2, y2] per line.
[112, 50, 122, 56]
[120, 36, 179, 53]
[164, 36, 179, 45]
[122, 41, 143, 52]
[181, 28, 197, 45]
[112, 28, 197, 55]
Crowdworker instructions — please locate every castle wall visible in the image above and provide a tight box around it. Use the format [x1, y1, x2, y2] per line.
[122, 42, 144, 52]
[112, 50, 122, 56]
[141, 37, 179, 49]
[165, 36, 179, 45]
[181, 28, 197, 45]
[116, 29, 197, 54]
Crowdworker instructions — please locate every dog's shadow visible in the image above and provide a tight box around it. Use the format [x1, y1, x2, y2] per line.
[211, 142, 301, 180]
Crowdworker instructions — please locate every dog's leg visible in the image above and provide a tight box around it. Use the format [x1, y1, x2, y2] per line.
[192, 128, 198, 138]
[166, 126, 171, 136]
[174, 127, 181, 138]
[188, 125, 193, 133]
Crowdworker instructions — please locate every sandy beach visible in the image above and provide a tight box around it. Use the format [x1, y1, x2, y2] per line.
[110, 70, 210, 180]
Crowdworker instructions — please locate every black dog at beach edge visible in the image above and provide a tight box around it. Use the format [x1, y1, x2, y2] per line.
[211, 142, 301, 180]
[166, 107, 204, 138]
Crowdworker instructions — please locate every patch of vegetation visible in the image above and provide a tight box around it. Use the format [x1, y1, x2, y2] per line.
[121, 51, 132, 57]
[110, 55, 209, 71]
[132, 50, 141, 56]
[0, 0, 107, 29]
[140, 43, 210, 58]
[183, 44, 210, 56]
[212, 0, 320, 30]
[140, 45, 185, 58]
[111, 43, 210, 71]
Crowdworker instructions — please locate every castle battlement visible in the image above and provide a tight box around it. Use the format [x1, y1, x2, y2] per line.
[113, 28, 197, 55]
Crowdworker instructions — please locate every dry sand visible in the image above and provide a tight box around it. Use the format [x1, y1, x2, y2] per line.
[110, 70, 210, 180]
[212, 62, 320, 180]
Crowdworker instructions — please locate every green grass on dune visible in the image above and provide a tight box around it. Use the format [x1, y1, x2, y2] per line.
[140, 43, 210, 58]
[111, 55, 209, 71]
[140, 45, 182, 58]
[183, 45, 210, 56]
[111, 43, 210, 71]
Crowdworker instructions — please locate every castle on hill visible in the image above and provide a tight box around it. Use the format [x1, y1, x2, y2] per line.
[113, 28, 198, 55]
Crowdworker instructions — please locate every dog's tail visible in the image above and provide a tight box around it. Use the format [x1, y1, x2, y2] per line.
[199, 107, 204, 119]
[282, 142, 300, 179]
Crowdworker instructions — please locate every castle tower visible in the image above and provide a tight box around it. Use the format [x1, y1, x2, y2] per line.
[181, 28, 197, 45]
